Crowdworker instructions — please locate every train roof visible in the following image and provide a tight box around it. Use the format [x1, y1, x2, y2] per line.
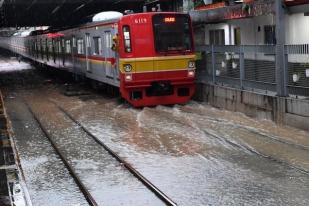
[92, 11, 123, 22]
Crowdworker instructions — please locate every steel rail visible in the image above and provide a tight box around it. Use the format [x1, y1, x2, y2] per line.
[201, 116, 309, 152]
[24, 101, 98, 206]
[53, 102, 178, 206]
[202, 128, 309, 175]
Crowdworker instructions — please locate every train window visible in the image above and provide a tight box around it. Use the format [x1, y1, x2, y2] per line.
[65, 40, 71, 54]
[93, 37, 102, 55]
[37, 40, 40, 51]
[42, 40, 45, 52]
[123, 26, 132, 53]
[48, 40, 53, 53]
[72, 36, 76, 47]
[52, 39, 55, 51]
[104, 31, 112, 49]
[77, 39, 84, 54]
[153, 14, 193, 52]
[46, 39, 49, 60]
[58, 41, 61, 53]
[86, 34, 91, 47]
[45, 39, 48, 52]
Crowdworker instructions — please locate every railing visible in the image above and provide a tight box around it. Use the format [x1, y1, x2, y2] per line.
[285, 44, 309, 97]
[196, 44, 309, 97]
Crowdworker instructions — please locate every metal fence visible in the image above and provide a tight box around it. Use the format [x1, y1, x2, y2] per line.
[196, 44, 309, 97]
[286, 45, 309, 97]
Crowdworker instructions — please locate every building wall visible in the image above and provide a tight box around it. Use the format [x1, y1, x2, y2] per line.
[200, 13, 309, 62]
[204, 15, 275, 45]
[194, 83, 309, 132]
[203, 13, 309, 45]
[286, 13, 309, 44]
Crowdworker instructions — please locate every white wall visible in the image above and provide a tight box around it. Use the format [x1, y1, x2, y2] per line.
[202, 13, 309, 62]
[204, 13, 309, 45]
[204, 15, 274, 45]
[286, 13, 309, 44]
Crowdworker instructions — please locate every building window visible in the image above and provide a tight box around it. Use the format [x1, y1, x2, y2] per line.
[93, 37, 102, 55]
[234, 27, 241, 45]
[65, 40, 71, 54]
[77, 39, 84, 54]
[209, 29, 225, 45]
[264, 25, 276, 45]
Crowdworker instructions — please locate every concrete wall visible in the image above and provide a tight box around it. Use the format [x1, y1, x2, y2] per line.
[194, 83, 309, 131]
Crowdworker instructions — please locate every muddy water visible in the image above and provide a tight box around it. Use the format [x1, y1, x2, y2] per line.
[4, 83, 309, 206]
[51, 93, 309, 206]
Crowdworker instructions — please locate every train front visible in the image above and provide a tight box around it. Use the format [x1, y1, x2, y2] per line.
[118, 12, 196, 107]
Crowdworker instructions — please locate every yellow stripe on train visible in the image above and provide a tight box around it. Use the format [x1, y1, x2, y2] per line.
[119, 54, 196, 73]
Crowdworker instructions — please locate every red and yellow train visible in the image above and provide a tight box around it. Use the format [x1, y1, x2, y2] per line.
[0, 11, 196, 107]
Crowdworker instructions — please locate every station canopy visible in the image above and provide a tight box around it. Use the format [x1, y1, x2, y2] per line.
[0, 0, 146, 27]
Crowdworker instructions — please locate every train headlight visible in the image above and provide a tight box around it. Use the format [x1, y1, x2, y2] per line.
[188, 61, 195, 69]
[188, 69, 195, 77]
[124, 64, 132, 72]
[125, 73, 132, 81]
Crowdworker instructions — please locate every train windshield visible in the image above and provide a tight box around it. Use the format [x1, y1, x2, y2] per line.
[153, 14, 193, 53]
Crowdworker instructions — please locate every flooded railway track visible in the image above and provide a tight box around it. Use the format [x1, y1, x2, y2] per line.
[201, 128, 309, 174]
[155, 105, 309, 174]
[24, 99, 177, 206]
[25, 101, 98, 206]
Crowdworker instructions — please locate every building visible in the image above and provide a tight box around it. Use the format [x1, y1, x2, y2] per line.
[187, 0, 309, 97]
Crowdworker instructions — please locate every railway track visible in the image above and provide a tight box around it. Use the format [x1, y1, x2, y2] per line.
[199, 115, 309, 152]
[25, 101, 98, 206]
[25, 99, 177, 206]
[154, 106, 309, 175]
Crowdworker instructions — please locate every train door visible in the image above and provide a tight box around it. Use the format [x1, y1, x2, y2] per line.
[61, 37, 65, 66]
[35, 39, 39, 59]
[52, 39, 56, 63]
[104, 31, 113, 78]
[112, 33, 119, 81]
[57, 38, 60, 65]
[40, 39, 43, 60]
[72, 36, 77, 74]
[85, 33, 91, 72]
[65, 39, 72, 68]
[44, 39, 49, 62]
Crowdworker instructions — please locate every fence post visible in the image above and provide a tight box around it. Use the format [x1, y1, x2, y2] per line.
[283, 46, 289, 96]
[211, 45, 215, 83]
[239, 46, 245, 89]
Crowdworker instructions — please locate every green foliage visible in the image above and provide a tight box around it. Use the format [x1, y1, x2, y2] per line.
[193, 0, 205, 8]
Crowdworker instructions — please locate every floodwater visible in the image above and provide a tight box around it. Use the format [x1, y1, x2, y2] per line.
[51, 91, 309, 206]
[2, 64, 309, 205]
[0, 56, 32, 72]
[6, 92, 164, 206]
[5, 96, 89, 206]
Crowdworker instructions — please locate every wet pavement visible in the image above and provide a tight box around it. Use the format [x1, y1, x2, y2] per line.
[1, 57, 309, 206]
